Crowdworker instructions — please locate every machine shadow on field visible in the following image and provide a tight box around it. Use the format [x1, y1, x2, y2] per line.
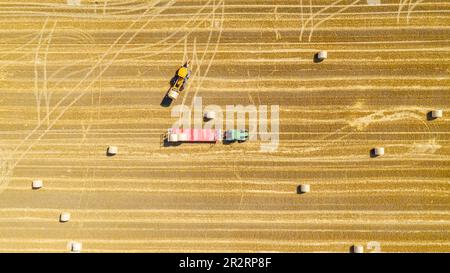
[223, 139, 247, 145]
[163, 138, 182, 147]
[160, 94, 173, 107]
[163, 139, 219, 148]
[222, 140, 234, 145]
[161, 135, 220, 148]
[160, 76, 180, 107]
[160, 134, 181, 147]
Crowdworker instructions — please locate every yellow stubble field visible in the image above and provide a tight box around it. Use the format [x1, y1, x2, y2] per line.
[0, 0, 449, 252]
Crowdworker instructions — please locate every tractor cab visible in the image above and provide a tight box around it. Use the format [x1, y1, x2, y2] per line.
[225, 129, 249, 142]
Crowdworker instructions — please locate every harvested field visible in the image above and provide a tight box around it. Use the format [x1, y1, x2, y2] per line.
[0, 0, 449, 252]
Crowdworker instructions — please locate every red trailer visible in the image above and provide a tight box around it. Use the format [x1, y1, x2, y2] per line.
[167, 128, 222, 143]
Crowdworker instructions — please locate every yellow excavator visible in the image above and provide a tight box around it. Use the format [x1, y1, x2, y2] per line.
[167, 61, 191, 100]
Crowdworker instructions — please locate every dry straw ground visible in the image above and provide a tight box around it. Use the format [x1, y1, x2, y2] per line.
[0, 0, 449, 252]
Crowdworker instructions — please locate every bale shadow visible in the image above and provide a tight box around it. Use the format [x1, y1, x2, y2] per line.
[349, 245, 364, 253]
[296, 185, 306, 194]
[313, 53, 324, 63]
[426, 111, 437, 121]
[369, 148, 381, 158]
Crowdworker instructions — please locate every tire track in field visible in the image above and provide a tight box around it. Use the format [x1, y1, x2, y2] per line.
[0, 0, 176, 194]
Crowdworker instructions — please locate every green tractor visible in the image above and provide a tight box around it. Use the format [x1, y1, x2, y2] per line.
[224, 129, 249, 142]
